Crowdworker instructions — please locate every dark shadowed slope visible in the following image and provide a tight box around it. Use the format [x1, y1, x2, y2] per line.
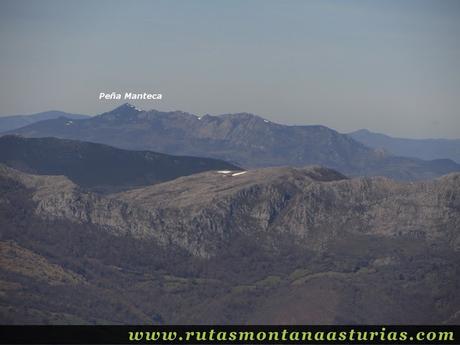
[0, 135, 240, 192]
[0, 111, 89, 132]
[1, 165, 459, 324]
[349, 129, 460, 163]
[6, 104, 460, 181]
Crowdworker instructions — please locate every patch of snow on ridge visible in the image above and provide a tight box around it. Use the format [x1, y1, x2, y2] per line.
[217, 170, 232, 174]
[232, 171, 247, 176]
[125, 103, 142, 111]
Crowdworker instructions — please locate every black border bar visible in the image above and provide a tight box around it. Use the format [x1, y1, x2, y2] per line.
[0, 325, 459, 344]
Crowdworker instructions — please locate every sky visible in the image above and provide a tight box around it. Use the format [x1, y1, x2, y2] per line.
[0, 0, 459, 139]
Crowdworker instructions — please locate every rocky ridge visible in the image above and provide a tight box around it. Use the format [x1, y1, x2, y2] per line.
[1, 164, 460, 324]
[2, 165, 459, 258]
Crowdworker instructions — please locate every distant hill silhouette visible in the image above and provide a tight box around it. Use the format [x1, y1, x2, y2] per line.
[0, 110, 89, 132]
[349, 129, 460, 163]
[0, 135, 240, 192]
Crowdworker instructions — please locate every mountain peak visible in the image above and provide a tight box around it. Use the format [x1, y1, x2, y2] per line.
[96, 103, 142, 120]
[351, 129, 371, 134]
[114, 103, 142, 112]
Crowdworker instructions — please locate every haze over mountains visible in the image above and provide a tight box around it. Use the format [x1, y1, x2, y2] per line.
[4, 104, 460, 181]
[1, 165, 459, 324]
[349, 129, 460, 164]
[0, 111, 89, 132]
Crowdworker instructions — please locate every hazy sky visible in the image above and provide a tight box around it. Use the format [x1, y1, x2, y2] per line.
[1, 0, 459, 138]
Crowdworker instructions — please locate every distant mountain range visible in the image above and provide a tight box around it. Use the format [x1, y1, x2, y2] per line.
[349, 129, 460, 164]
[0, 135, 239, 193]
[0, 110, 89, 132]
[1, 105, 459, 324]
[1, 164, 459, 324]
[4, 103, 460, 181]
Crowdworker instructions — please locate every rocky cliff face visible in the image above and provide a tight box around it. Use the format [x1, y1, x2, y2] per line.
[4, 165, 459, 258]
[116, 166, 460, 255]
[1, 165, 460, 324]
